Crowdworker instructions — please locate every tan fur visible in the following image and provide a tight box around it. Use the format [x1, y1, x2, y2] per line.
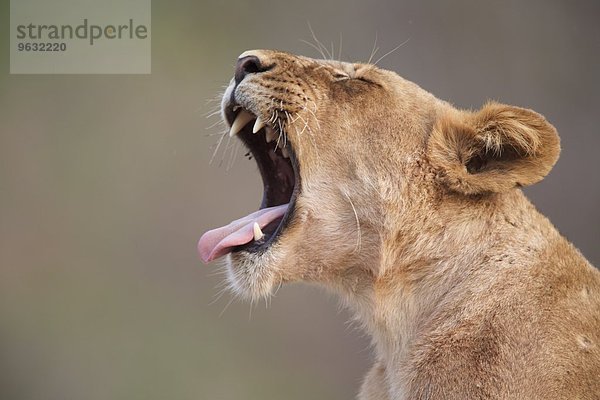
[220, 50, 600, 399]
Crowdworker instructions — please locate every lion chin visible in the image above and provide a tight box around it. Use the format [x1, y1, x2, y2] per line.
[199, 50, 600, 400]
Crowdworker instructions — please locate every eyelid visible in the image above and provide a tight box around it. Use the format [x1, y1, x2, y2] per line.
[332, 71, 350, 79]
[355, 69, 379, 85]
[356, 76, 374, 83]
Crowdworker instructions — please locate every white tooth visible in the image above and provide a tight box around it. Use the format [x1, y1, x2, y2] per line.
[281, 147, 290, 158]
[232, 105, 241, 112]
[265, 127, 277, 143]
[252, 116, 266, 133]
[229, 110, 254, 137]
[253, 222, 264, 241]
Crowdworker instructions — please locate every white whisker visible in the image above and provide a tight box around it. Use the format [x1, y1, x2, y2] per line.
[308, 22, 332, 59]
[367, 32, 379, 65]
[373, 38, 410, 66]
[209, 131, 227, 165]
[343, 191, 362, 253]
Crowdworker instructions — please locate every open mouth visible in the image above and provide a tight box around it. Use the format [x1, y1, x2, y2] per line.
[198, 104, 299, 263]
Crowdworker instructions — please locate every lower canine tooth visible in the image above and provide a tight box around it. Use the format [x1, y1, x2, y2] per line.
[253, 222, 264, 241]
[265, 127, 276, 143]
[281, 147, 290, 158]
[229, 110, 254, 137]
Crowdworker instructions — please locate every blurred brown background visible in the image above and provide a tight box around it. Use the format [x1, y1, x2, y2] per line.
[0, 0, 598, 399]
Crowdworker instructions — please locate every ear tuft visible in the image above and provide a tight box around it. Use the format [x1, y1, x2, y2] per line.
[427, 102, 561, 195]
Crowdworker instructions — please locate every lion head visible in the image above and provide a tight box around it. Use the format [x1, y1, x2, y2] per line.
[198, 50, 560, 302]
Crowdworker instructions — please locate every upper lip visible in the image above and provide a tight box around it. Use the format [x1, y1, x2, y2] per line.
[224, 101, 300, 253]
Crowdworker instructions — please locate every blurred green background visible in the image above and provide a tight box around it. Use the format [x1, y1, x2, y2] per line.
[0, 0, 598, 399]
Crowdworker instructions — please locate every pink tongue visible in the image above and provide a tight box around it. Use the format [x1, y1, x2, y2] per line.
[197, 204, 289, 263]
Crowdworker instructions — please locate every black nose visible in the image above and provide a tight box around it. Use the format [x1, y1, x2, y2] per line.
[235, 55, 265, 84]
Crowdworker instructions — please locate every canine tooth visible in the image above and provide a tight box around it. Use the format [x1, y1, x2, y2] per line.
[253, 222, 264, 241]
[281, 147, 290, 158]
[229, 110, 254, 137]
[265, 127, 277, 143]
[232, 105, 240, 112]
[252, 116, 266, 133]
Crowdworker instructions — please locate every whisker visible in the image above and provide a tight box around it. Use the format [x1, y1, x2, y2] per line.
[208, 285, 230, 306]
[205, 108, 222, 119]
[218, 133, 233, 168]
[367, 32, 379, 65]
[331, 41, 335, 62]
[226, 139, 241, 171]
[343, 191, 362, 253]
[308, 21, 332, 59]
[300, 39, 327, 59]
[209, 131, 227, 165]
[206, 119, 225, 130]
[219, 294, 237, 318]
[373, 38, 410, 66]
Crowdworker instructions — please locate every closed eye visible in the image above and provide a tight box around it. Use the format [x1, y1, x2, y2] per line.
[333, 72, 350, 80]
[356, 76, 377, 84]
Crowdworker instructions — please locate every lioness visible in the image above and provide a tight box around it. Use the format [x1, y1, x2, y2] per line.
[198, 50, 600, 399]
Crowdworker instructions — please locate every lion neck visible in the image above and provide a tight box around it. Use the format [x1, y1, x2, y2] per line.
[334, 188, 554, 371]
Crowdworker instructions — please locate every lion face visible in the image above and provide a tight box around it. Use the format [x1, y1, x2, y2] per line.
[198, 50, 560, 300]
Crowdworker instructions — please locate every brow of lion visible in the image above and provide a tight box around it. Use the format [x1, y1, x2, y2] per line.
[343, 190, 362, 254]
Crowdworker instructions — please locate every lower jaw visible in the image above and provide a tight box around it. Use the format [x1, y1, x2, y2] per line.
[226, 250, 280, 300]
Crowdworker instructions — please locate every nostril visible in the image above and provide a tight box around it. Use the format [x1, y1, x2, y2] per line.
[235, 55, 265, 84]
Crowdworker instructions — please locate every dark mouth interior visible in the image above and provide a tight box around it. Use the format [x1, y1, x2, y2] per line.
[225, 106, 299, 253]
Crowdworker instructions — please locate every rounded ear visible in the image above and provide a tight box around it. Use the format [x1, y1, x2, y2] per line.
[427, 102, 561, 195]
